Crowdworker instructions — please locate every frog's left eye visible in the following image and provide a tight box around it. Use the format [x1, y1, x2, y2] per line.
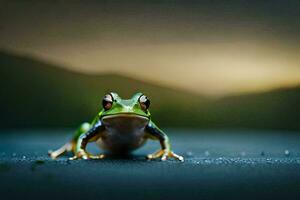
[139, 94, 150, 110]
[102, 93, 113, 110]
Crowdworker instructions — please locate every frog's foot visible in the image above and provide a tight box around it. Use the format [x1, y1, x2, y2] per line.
[89, 154, 105, 160]
[69, 150, 105, 161]
[48, 142, 73, 159]
[147, 150, 184, 162]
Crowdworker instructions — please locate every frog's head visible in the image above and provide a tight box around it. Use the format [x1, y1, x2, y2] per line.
[99, 92, 151, 129]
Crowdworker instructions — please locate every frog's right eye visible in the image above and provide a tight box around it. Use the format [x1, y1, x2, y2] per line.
[102, 94, 113, 110]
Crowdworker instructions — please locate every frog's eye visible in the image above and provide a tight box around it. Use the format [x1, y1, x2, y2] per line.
[102, 94, 113, 110]
[139, 94, 150, 111]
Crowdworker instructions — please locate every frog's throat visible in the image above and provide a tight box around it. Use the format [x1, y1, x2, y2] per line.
[98, 113, 150, 153]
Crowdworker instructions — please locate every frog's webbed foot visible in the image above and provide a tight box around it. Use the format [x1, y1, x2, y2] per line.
[48, 142, 73, 159]
[147, 150, 184, 162]
[68, 150, 105, 160]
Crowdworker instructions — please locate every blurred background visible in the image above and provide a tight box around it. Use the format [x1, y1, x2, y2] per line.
[1, 0, 300, 131]
[2, 3, 300, 200]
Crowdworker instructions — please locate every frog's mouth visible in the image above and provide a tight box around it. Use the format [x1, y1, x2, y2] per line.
[101, 113, 150, 131]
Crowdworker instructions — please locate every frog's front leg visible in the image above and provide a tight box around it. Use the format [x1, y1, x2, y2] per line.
[69, 120, 105, 160]
[145, 121, 184, 162]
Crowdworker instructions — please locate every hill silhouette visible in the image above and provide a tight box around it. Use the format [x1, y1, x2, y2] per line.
[203, 87, 300, 130]
[1, 50, 300, 131]
[0, 50, 206, 128]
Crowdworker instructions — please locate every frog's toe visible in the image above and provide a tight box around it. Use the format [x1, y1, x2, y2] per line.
[48, 150, 53, 156]
[68, 151, 89, 160]
[89, 154, 105, 160]
[161, 151, 169, 161]
[68, 155, 88, 160]
[68, 155, 78, 160]
[169, 151, 184, 162]
[147, 150, 164, 160]
[48, 150, 60, 159]
[161, 156, 167, 161]
[160, 151, 184, 162]
[147, 150, 184, 162]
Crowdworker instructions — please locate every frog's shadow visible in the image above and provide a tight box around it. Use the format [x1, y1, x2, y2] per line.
[101, 153, 146, 161]
[64, 152, 148, 161]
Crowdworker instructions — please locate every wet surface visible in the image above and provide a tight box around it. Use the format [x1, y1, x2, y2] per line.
[0, 129, 300, 200]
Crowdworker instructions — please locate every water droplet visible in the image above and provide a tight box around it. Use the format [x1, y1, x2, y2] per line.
[186, 151, 193, 157]
[204, 151, 210, 156]
[284, 150, 290, 156]
[204, 159, 210, 164]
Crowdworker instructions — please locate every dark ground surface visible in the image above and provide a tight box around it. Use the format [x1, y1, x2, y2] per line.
[0, 129, 300, 200]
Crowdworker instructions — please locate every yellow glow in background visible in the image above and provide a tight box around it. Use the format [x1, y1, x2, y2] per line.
[1, 1, 299, 96]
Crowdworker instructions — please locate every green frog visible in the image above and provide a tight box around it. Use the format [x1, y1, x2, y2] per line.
[49, 92, 184, 161]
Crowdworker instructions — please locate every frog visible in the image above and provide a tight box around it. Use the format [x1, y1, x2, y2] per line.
[48, 92, 184, 161]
